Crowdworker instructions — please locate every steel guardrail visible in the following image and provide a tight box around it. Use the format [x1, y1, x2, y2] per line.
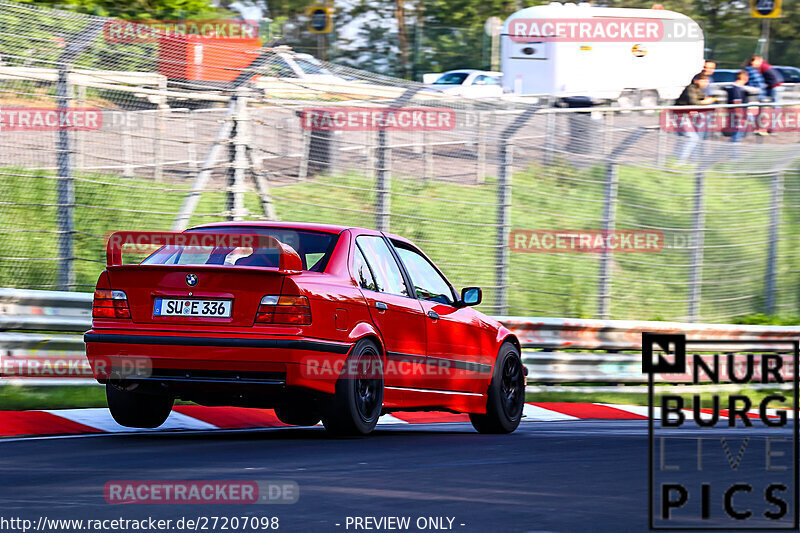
[0, 290, 797, 385]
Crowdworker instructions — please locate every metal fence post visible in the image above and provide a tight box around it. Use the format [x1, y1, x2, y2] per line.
[298, 128, 310, 181]
[186, 110, 198, 174]
[51, 18, 104, 289]
[56, 66, 74, 291]
[596, 127, 648, 319]
[476, 111, 486, 184]
[226, 89, 249, 221]
[496, 139, 512, 315]
[75, 84, 86, 171]
[154, 79, 168, 181]
[543, 111, 555, 165]
[597, 162, 618, 319]
[122, 111, 134, 177]
[764, 170, 784, 315]
[688, 169, 706, 322]
[495, 106, 541, 314]
[375, 88, 422, 232]
[375, 128, 390, 231]
[656, 111, 667, 167]
[423, 130, 433, 183]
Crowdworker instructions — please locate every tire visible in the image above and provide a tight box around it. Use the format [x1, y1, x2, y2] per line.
[321, 339, 384, 436]
[106, 384, 174, 429]
[470, 342, 525, 434]
[275, 405, 321, 426]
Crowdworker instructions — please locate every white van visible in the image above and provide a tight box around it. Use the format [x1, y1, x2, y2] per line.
[501, 3, 704, 104]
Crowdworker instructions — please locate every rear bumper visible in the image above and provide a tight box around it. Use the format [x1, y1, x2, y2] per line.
[84, 330, 353, 397]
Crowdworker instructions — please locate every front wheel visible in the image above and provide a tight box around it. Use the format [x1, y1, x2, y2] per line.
[106, 384, 174, 428]
[470, 342, 525, 434]
[321, 339, 384, 436]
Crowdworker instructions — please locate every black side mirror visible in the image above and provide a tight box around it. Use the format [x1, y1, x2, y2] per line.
[460, 287, 482, 307]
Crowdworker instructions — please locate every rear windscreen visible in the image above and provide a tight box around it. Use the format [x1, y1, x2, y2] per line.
[140, 227, 339, 272]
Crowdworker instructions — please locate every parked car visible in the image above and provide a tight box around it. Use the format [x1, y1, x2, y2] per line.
[710, 69, 738, 84]
[85, 222, 526, 436]
[426, 69, 505, 98]
[773, 66, 800, 84]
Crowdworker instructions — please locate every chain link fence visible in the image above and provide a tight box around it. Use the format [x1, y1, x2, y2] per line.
[1, 0, 799, 323]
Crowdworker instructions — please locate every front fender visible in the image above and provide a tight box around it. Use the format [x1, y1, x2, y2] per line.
[495, 325, 521, 355]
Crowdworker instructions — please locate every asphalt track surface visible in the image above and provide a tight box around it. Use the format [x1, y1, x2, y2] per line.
[0, 420, 795, 533]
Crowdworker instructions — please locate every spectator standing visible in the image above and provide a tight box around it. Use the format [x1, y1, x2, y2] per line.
[724, 70, 749, 143]
[745, 55, 766, 95]
[674, 74, 715, 161]
[760, 60, 784, 103]
[701, 60, 716, 96]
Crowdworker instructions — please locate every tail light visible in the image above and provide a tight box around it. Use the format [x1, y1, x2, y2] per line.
[256, 295, 311, 325]
[93, 289, 131, 319]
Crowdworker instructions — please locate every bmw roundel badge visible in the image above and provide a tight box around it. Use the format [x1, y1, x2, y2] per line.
[185, 273, 198, 287]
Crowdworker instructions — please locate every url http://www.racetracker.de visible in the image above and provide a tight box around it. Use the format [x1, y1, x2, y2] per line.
[0, 516, 282, 532]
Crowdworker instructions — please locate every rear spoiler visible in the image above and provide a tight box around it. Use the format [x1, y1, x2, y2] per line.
[105, 231, 303, 274]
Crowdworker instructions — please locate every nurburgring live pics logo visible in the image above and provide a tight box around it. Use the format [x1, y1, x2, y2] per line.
[643, 333, 799, 530]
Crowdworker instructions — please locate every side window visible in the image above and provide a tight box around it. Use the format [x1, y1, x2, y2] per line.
[356, 236, 409, 297]
[352, 246, 377, 291]
[394, 245, 454, 305]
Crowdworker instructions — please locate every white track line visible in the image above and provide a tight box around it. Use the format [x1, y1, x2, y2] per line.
[522, 404, 578, 421]
[42, 408, 218, 432]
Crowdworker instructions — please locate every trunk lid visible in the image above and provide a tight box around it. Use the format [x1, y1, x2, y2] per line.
[107, 265, 285, 326]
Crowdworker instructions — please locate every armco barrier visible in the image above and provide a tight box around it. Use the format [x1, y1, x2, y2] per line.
[0, 289, 797, 386]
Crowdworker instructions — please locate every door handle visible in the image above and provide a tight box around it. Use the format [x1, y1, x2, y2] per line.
[428, 310, 439, 320]
[375, 301, 388, 310]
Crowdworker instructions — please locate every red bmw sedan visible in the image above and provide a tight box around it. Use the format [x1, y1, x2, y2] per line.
[85, 222, 525, 435]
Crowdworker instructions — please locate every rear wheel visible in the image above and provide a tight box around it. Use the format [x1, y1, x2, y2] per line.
[470, 342, 525, 434]
[321, 339, 383, 436]
[106, 384, 174, 428]
[275, 405, 321, 426]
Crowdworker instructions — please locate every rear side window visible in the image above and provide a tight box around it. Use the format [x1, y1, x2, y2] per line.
[353, 246, 377, 291]
[142, 227, 338, 272]
[355, 236, 409, 297]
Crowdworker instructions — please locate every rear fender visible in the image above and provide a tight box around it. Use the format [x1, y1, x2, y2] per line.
[347, 321, 385, 358]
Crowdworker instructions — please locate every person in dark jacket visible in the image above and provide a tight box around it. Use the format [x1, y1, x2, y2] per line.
[674, 74, 715, 161]
[724, 70, 749, 143]
[676, 74, 716, 106]
[760, 60, 784, 102]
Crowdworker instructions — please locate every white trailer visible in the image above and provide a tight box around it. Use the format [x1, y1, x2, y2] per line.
[501, 3, 704, 104]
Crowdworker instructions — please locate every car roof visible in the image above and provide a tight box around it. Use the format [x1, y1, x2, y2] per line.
[190, 221, 358, 235]
[442, 69, 501, 76]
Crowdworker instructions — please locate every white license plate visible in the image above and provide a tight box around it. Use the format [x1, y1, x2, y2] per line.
[154, 298, 232, 317]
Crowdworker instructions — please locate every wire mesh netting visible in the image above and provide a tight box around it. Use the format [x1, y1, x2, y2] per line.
[1, 0, 799, 322]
